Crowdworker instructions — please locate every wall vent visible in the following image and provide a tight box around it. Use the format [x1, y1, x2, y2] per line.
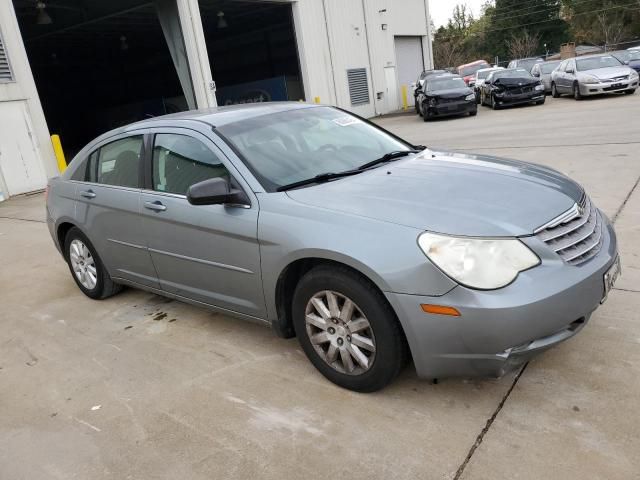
[0, 28, 14, 82]
[346, 68, 370, 106]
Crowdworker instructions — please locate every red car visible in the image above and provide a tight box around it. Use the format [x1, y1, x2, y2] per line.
[457, 60, 491, 86]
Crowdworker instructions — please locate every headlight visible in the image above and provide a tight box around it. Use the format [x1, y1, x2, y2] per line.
[535, 84, 544, 91]
[465, 93, 475, 101]
[582, 75, 600, 84]
[418, 232, 540, 290]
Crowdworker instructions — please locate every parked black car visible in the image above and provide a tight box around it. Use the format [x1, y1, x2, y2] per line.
[480, 68, 546, 109]
[417, 74, 477, 120]
[611, 50, 640, 74]
[413, 69, 448, 114]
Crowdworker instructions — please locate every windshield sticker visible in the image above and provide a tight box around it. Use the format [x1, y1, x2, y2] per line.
[332, 116, 360, 127]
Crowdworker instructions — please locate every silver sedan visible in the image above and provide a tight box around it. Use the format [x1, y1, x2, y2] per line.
[551, 54, 639, 99]
[46, 103, 620, 391]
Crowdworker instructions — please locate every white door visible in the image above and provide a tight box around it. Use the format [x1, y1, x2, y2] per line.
[394, 36, 425, 107]
[384, 66, 400, 112]
[0, 101, 48, 197]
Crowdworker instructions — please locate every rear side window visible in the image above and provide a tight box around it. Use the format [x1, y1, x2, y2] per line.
[85, 136, 143, 188]
[152, 134, 229, 195]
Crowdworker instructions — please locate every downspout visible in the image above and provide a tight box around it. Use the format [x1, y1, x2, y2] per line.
[321, 0, 338, 105]
[361, 0, 379, 115]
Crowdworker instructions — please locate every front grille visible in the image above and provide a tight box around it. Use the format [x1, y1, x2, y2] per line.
[606, 75, 629, 82]
[535, 195, 603, 266]
[506, 86, 533, 94]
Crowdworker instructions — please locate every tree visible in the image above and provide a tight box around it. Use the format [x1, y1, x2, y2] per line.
[507, 30, 542, 58]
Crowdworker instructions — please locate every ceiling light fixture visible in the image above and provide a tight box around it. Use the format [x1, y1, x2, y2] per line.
[217, 11, 227, 29]
[36, 1, 52, 25]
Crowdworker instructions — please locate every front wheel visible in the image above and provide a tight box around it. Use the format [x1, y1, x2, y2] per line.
[491, 94, 500, 110]
[292, 266, 407, 392]
[469, 109, 477, 116]
[573, 82, 582, 100]
[551, 83, 560, 98]
[64, 227, 122, 300]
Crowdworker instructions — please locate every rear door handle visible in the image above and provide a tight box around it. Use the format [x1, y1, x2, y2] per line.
[144, 200, 167, 212]
[80, 190, 96, 199]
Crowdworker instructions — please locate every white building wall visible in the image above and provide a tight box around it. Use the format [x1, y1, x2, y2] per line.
[292, 0, 432, 116]
[0, 1, 57, 200]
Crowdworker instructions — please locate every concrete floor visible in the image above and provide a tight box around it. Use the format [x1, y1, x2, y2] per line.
[1, 93, 639, 479]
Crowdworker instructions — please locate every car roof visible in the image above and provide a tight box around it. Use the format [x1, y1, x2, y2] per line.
[116, 102, 317, 132]
[572, 53, 620, 61]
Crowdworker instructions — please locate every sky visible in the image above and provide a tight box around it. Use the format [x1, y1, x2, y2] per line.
[429, 0, 487, 28]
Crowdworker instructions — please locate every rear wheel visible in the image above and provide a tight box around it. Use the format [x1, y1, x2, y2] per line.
[573, 82, 582, 100]
[551, 83, 560, 98]
[292, 265, 407, 392]
[64, 227, 122, 300]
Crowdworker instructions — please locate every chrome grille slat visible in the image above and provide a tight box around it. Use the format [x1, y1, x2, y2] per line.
[535, 194, 603, 266]
[537, 197, 592, 242]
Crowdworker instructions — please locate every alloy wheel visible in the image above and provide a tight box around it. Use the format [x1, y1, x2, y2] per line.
[304, 290, 376, 375]
[69, 239, 97, 290]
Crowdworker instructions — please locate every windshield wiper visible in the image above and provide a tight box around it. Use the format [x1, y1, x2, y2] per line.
[276, 169, 364, 192]
[357, 150, 421, 171]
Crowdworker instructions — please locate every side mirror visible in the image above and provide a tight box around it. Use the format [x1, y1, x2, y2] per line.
[532, 71, 540, 77]
[187, 177, 250, 207]
[624, 60, 630, 65]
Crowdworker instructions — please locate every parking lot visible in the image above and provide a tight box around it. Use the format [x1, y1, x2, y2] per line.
[1, 93, 639, 480]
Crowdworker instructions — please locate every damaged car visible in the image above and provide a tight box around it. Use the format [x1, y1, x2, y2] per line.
[417, 74, 477, 120]
[480, 68, 546, 109]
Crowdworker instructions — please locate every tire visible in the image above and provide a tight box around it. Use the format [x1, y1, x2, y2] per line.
[414, 99, 420, 114]
[536, 98, 546, 105]
[292, 265, 408, 392]
[491, 94, 500, 110]
[624, 89, 636, 95]
[551, 83, 560, 98]
[573, 82, 582, 100]
[64, 227, 122, 300]
[469, 109, 477, 116]
[422, 104, 430, 122]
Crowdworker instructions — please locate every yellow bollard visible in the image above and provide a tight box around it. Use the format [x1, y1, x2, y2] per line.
[401, 85, 408, 111]
[314, 96, 321, 104]
[51, 135, 67, 172]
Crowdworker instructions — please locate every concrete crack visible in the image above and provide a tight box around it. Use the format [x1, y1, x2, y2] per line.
[612, 174, 640, 224]
[453, 363, 529, 480]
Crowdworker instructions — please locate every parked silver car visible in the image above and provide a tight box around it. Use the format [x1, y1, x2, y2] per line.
[530, 60, 561, 93]
[551, 54, 639, 99]
[46, 103, 620, 392]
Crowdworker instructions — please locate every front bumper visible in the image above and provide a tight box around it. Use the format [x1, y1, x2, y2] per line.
[425, 100, 477, 117]
[386, 217, 618, 379]
[495, 91, 545, 106]
[580, 79, 638, 95]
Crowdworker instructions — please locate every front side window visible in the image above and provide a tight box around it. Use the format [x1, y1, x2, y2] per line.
[217, 106, 410, 192]
[152, 134, 229, 195]
[88, 136, 143, 188]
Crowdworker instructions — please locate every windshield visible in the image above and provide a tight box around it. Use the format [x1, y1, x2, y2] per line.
[494, 68, 532, 80]
[461, 63, 488, 76]
[576, 55, 622, 71]
[476, 69, 496, 80]
[541, 61, 561, 74]
[427, 77, 467, 91]
[630, 51, 640, 60]
[217, 107, 410, 192]
[517, 58, 543, 71]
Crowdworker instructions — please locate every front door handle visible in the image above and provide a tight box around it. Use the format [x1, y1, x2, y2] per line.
[80, 190, 96, 199]
[144, 200, 167, 212]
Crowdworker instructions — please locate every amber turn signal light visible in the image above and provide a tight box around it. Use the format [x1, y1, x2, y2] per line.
[420, 304, 461, 316]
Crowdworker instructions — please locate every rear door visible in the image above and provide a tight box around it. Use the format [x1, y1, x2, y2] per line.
[74, 134, 159, 288]
[140, 128, 265, 318]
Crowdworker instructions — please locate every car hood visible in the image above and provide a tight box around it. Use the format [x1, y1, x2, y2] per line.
[286, 150, 583, 237]
[428, 87, 473, 98]
[580, 66, 631, 79]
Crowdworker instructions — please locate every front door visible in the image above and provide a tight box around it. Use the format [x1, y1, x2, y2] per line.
[140, 129, 265, 318]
